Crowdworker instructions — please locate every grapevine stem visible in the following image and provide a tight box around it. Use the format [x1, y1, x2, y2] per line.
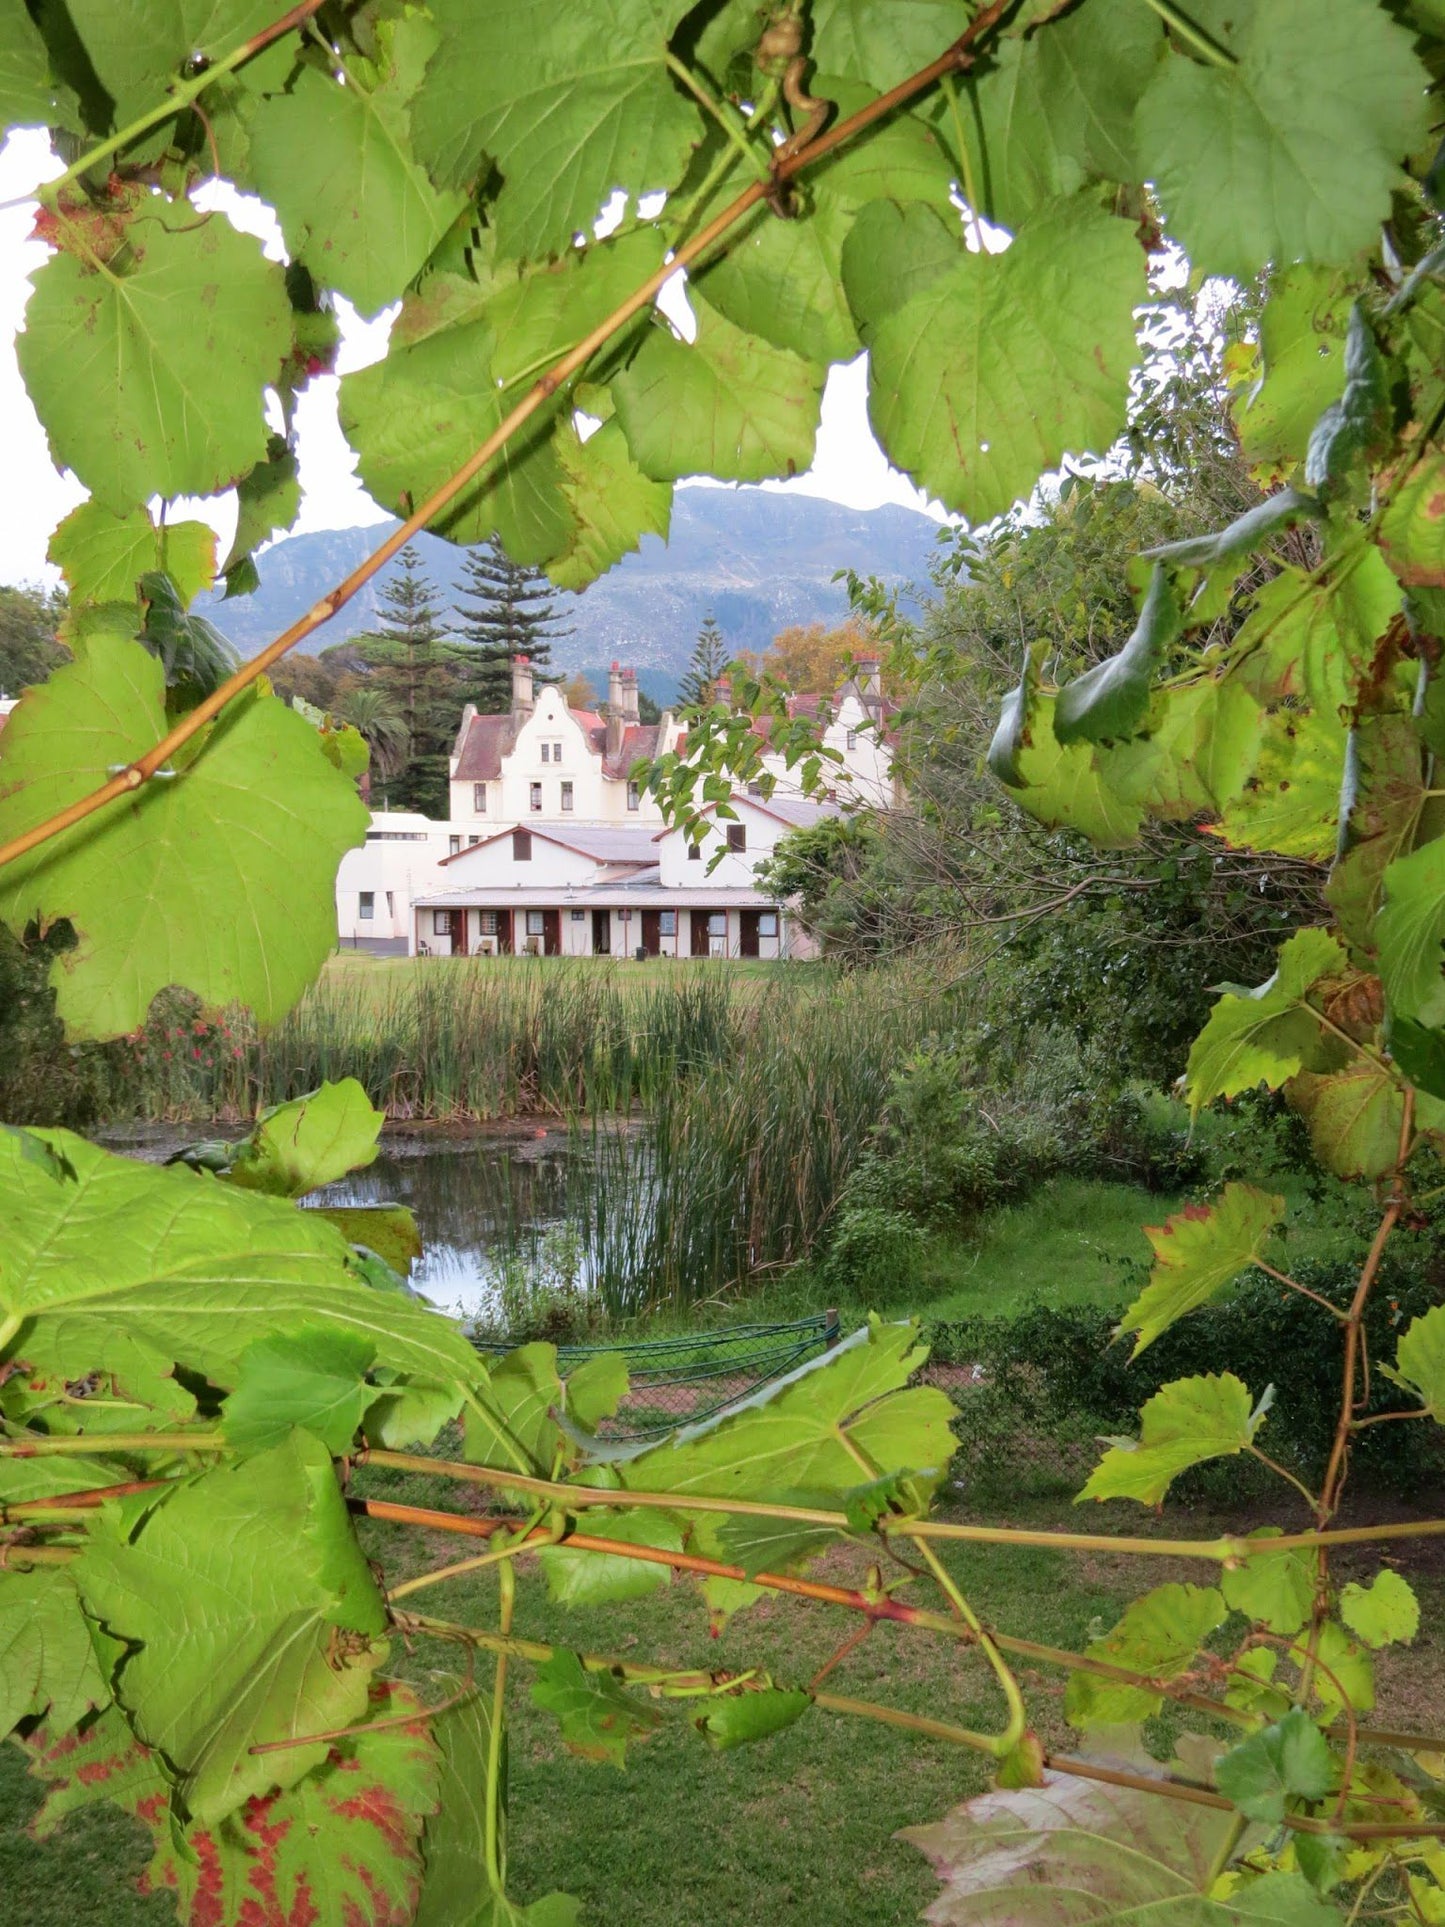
[663, 53, 773, 185]
[484, 1562, 515, 1894]
[911, 1533, 1028, 1756]
[21, 0, 325, 211]
[1139, 0, 1237, 67]
[0, 0, 1015, 877]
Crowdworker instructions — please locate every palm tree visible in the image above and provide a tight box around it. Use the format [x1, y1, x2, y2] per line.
[333, 685, 408, 783]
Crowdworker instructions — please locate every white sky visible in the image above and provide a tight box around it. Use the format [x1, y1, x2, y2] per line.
[0, 129, 944, 590]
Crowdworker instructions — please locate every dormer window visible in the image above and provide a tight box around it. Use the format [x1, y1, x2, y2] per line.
[541, 743, 550, 763]
[530, 782, 542, 812]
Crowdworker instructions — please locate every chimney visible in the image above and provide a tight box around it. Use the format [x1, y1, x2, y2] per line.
[621, 667, 640, 724]
[606, 659, 624, 759]
[855, 655, 882, 718]
[511, 654, 533, 720]
[715, 673, 732, 709]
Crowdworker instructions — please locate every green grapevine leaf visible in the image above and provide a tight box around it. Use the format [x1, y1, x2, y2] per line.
[549, 418, 672, 593]
[314, 1203, 423, 1276]
[1382, 1302, 1445, 1420]
[412, 0, 700, 258]
[1285, 1059, 1421, 1180]
[464, 1340, 564, 1478]
[840, 199, 959, 342]
[562, 1351, 630, 1433]
[713, 1508, 839, 1578]
[1221, 1532, 1315, 1636]
[1386, 1015, 1445, 1100]
[222, 436, 301, 592]
[1134, 0, 1431, 282]
[614, 296, 825, 485]
[1078, 1371, 1262, 1506]
[1377, 838, 1445, 1028]
[1064, 1582, 1227, 1726]
[1216, 1708, 1334, 1824]
[222, 1327, 378, 1454]
[1309, 1621, 1375, 1718]
[1226, 1648, 1292, 1721]
[0, 1567, 109, 1741]
[1146, 487, 1319, 573]
[247, 14, 467, 317]
[1378, 451, 1445, 587]
[216, 1079, 384, 1197]
[1010, 690, 1144, 847]
[49, 502, 216, 611]
[1326, 712, 1426, 953]
[0, 0, 72, 127]
[1217, 705, 1347, 860]
[0, 644, 367, 1038]
[1184, 929, 1345, 1110]
[1119, 1182, 1286, 1356]
[64, 0, 280, 122]
[0, 1127, 484, 1394]
[531, 1651, 664, 1765]
[0, 1454, 124, 1503]
[809, 75, 958, 209]
[18, 203, 291, 515]
[537, 1509, 684, 1607]
[25, 1705, 170, 1840]
[1053, 563, 1180, 745]
[74, 1432, 385, 1824]
[1339, 1569, 1419, 1647]
[693, 1685, 810, 1750]
[810, 0, 970, 89]
[905, 1760, 1340, 1926]
[1230, 265, 1359, 478]
[1099, 676, 1262, 820]
[856, 194, 1144, 524]
[694, 178, 860, 364]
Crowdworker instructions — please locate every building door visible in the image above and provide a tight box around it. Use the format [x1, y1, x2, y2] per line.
[541, 908, 561, 956]
[690, 909, 710, 957]
[640, 909, 661, 957]
[592, 908, 611, 956]
[450, 908, 468, 957]
[738, 909, 761, 958]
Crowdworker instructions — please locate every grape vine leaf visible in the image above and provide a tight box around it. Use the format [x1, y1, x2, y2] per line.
[0, 1567, 109, 1741]
[563, 1351, 630, 1433]
[222, 436, 301, 592]
[808, 0, 968, 90]
[1309, 1622, 1375, 1719]
[314, 1202, 424, 1277]
[1010, 691, 1144, 848]
[1377, 838, 1445, 1028]
[537, 1510, 685, 1608]
[693, 178, 861, 365]
[0, 1126, 485, 1394]
[1285, 1059, 1428, 1181]
[74, 1432, 386, 1824]
[412, 0, 701, 259]
[1053, 563, 1180, 746]
[1064, 1582, 1227, 1727]
[63, 0, 279, 123]
[0, 0, 72, 127]
[247, 14, 466, 318]
[1078, 1372, 1263, 1506]
[464, 1340, 565, 1478]
[905, 1760, 1341, 1926]
[18, 203, 291, 515]
[840, 199, 960, 343]
[1184, 929, 1345, 1110]
[1119, 1182, 1286, 1356]
[1378, 451, 1445, 587]
[810, 74, 959, 210]
[1216, 1709, 1335, 1825]
[217, 1078, 384, 1197]
[1221, 1531, 1315, 1636]
[1339, 1569, 1419, 1648]
[1382, 1303, 1445, 1421]
[531, 1652, 664, 1766]
[549, 417, 672, 594]
[0, 644, 368, 1039]
[1216, 706, 1347, 860]
[1230, 265, 1359, 479]
[1133, 0, 1431, 283]
[222, 1327, 378, 1454]
[855, 194, 1144, 525]
[613, 296, 825, 486]
[25, 1705, 171, 1842]
[693, 1685, 811, 1750]
[49, 502, 216, 611]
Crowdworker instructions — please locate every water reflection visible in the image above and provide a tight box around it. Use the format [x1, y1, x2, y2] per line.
[309, 1130, 582, 1317]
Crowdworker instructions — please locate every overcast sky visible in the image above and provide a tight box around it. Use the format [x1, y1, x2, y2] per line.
[0, 129, 943, 591]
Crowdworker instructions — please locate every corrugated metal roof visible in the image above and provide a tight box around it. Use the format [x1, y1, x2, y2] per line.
[416, 882, 782, 910]
[439, 823, 660, 867]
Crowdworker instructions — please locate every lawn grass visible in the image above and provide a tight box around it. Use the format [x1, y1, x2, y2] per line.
[10, 1480, 1442, 1927]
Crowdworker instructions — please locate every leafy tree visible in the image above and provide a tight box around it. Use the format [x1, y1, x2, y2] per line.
[0, 584, 66, 696]
[449, 533, 574, 710]
[746, 615, 879, 693]
[352, 546, 456, 815]
[331, 685, 408, 789]
[678, 611, 730, 705]
[3, 5, 1445, 1924]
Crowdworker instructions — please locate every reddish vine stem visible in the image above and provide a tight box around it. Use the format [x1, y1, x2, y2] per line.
[0, 3, 1011, 878]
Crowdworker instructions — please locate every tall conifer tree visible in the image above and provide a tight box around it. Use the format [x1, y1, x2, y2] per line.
[352, 545, 455, 816]
[449, 534, 573, 711]
[677, 612, 729, 707]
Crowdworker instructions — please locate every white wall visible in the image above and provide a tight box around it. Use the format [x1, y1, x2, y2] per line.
[655, 795, 797, 889]
[448, 689, 689, 827]
[437, 829, 611, 892]
[760, 691, 895, 809]
[336, 816, 458, 941]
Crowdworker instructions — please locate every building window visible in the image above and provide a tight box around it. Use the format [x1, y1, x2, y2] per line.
[726, 824, 746, 853]
[554, 741, 563, 760]
[473, 782, 487, 812]
[530, 781, 543, 811]
[846, 729, 857, 750]
[449, 835, 461, 855]
[747, 781, 762, 797]
[560, 780, 574, 812]
[570, 908, 585, 921]
[687, 841, 700, 862]
[541, 743, 551, 763]
[708, 913, 726, 937]
[659, 910, 676, 936]
[513, 829, 532, 861]
[759, 911, 778, 937]
[480, 911, 499, 935]
[432, 911, 451, 936]
[468, 835, 480, 846]
[626, 780, 640, 811]
[526, 910, 545, 936]
[358, 891, 374, 920]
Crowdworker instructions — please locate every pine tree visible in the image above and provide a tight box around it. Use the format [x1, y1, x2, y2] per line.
[677, 612, 729, 707]
[449, 533, 574, 711]
[352, 545, 456, 816]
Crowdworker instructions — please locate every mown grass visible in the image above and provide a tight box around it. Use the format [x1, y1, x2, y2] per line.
[11, 1484, 1443, 1927]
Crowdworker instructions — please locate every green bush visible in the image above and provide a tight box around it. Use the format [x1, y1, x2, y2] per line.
[822, 1204, 926, 1301]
